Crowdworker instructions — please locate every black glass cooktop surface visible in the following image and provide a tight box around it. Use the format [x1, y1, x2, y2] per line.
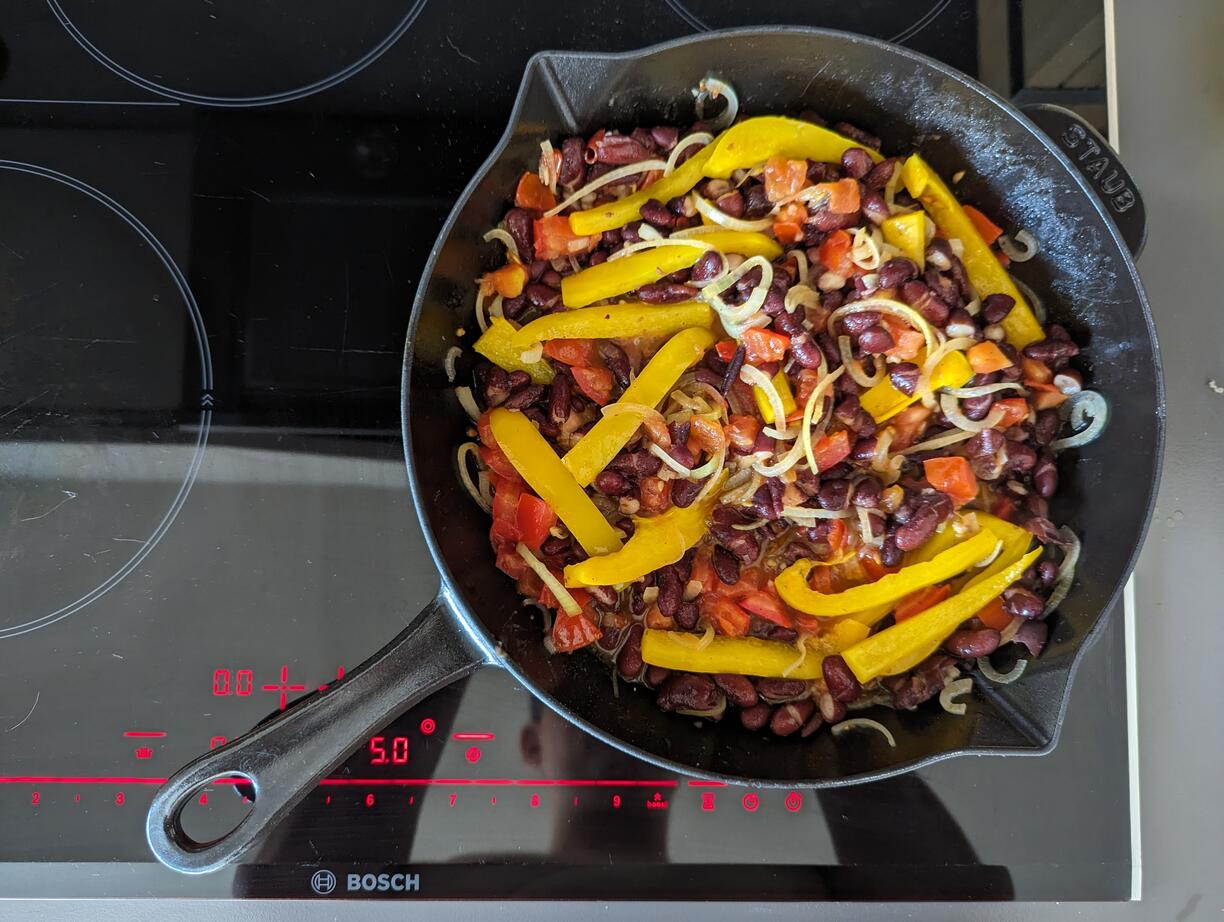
[0, 0, 1132, 902]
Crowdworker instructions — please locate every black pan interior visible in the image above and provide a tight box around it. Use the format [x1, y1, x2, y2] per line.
[405, 29, 1162, 784]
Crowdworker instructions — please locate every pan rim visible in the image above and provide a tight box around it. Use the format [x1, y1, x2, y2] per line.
[401, 25, 1165, 787]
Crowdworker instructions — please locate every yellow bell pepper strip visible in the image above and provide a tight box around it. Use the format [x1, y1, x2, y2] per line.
[703, 116, 882, 179]
[751, 368, 796, 425]
[472, 316, 555, 385]
[900, 155, 1044, 348]
[881, 211, 926, 269]
[561, 327, 716, 486]
[568, 143, 716, 237]
[776, 528, 998, 617]
[903, 520, 964, 567]
[487, 408, 622, 557]
[563, 472, 727, 588]
[641, 619, 870, 679]
[859, 349, 973, 423]
[957, 512, 1034, 593]
[509, 302, 714, 348]
[843, 547, 1042, 682]
[560, 231, 782, 308]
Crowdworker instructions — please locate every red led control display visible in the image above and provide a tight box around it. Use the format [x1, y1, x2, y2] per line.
[368, 736, 410, 766]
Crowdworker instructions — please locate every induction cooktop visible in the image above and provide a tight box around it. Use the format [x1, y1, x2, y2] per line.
[0, 0, 1136, 902]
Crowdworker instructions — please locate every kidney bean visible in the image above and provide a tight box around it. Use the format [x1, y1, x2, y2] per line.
[688, 250, 723, 283]
[540, 535, 571, 558]
[1013, 620, 1049, 658]
[945, 628, 1001, 658]
[770, 700, 817, 737]
[621, 221, 645, 244]
[880, 537, 903, 567]
[861, 190, 890, 225]
[737, 182, 769, 218]
[832, 121, 881, 150]
[674, 601, 700, 631]
[669, 477, 701, 509]
[546, 374, 571, 425]
[646, 125, 678, 151]
[925, 269, 962, 311]
[615, 624, 644, 679]
[481, 365, 511, 407]
[593, 470, 631, 496]
[740, 702, 772, 731]
[806, 159, 840, 182]
[817, 478, 851, 511]
[840, 147, 873, 179]
[894, 504, 940, 552]
[851, 437, 878, 464]
[691, 366, 723, 390]
[710, 545, 740, 585]
[751, 479, 785, 521]
[782, 332, 820, 370]
[980, 293, 1015, 324]
[863, 157, 896, 190]
[504, 207, 535, 262]
[587, 585, 618, 609]
[502, 383, 545, 410]
[756, 678, 809, 703]
[1003, 586, 1045, 619]
[722, 344, 746, 395]
[503, 371, 530, 392]
[595, 342, 632, 391]
[1023, 339, 1079, 364]
[896, 281, 948, 327]
[877, 256, 918, 289]
[656, 568, 683, 619]
[1004, 440, 1037, 474]
[749, 621, 799, 644]
[926, 492, 954, 522]
[523, 283, 560, 309]
[592, 133, 653, 165]
[772, 305, 805, 337]
[528, 259, 549, 281]
[656, 673, 721, 712]
[644, 665, 671, 687]
[838, 310, 880, 336]
[639, 198, 674, 230]
[858, 325, 894, 355]
[849, 478, 881, 509]
[714, 674, 758, 709]
[710, 189, 744, 218]
[558, 137, 586, 185]
[807, 207, 862, 233]
[881, 362, 918, 397]
[816, 692, 846, 723]
[961, 391, 995, 421]
[1033, 454, 1058, 498]
[610, 451, 662, 478]
[890, 673, 944, 710]
[822, 654, 862, 703]
[1037, 559, 1058, 587]
[637, 282, 698, 304]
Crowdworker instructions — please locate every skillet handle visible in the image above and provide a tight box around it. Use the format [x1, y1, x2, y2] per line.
[145, 595, 487, 874]
[1020, 103, 1147, 258]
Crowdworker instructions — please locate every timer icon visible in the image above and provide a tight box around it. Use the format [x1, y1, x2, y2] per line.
[784, 791, 803, 813]
[742, 792, 759, 812]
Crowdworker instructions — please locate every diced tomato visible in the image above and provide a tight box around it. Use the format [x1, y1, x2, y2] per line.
[816, 177, 861, 215]
[990, 493, 1018, 522]
[737, 590, 793, 628]
[888, 404, 933, 451]
[704, 595, 752, 636]
[794, 368, 824, 407]
[489, 516, 521, 546]
[1021, 356, 1053, 385]
[551, 607, 602, 653]
[645, 604, 674, 631]
[882, 316, 924, 360]
[479, 444, 520, 481]
[1029, 383, 1069, 410]
[825, 518, 848, 557]
[967, 341, 1013, 374]
[542, 338, 599, 367]
[923, 456, 978, 506]
[818, 229, 854, 277]
[495, 545, 526, 579]
[690, 551, 719, 593]
[515, 494, 555, 552]
[777, 202, 807, 225]
[639, 476, 672, 515]
[571, 365, 615, 405]
[810, 429, 852, 472]
[484, 262, 527, 298]
[975, 595, 1012, 631]
[806, 563, 843, 595]
[860, 551, 896, 582]
[773, 221, 804, 245]
[741, 328, 790, 363]
[515, 171, 557, 212]
[714, 339, 738, 362]
[725, 415, 761, 452]
[476, 411, 497, 448]
[992, 397, 1029, 429]
[533, 215, 591, 260]
[963, 204, 1004, 246]
[492, 478, 523, 521]
[894, 583, 953, 622]
[763, 156, 808, 202]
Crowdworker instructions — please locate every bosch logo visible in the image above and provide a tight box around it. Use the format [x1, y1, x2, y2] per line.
[347, 871, 421, 893]
[309, 870, 336, 895]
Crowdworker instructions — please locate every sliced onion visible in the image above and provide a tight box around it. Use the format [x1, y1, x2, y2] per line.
[720, 470, 762, 505]
[444, 346, 462, 383]
[538, 139, 558, 195]
[838, 335, 885, 387]
[791, 249, 810, 286]
[665, 132, 714, 175]
[831, 718, 896, 747]
[976, 656, 1026, 685]
[689, 446, 726, 482]
[939, 677, 973, 716]
[693, 445, 729, 503]
[702, 255, 774, 324]
[691, 190, 775, 232]
[1043, 527, 1081, 613]
[545, 159, 669, 217]
[473, 288, 490, 333]
[518, 342, 544, 364]
[1051, 390, 1108, 451]
[482, 228, 521, 264]
[637, 223, 663, 241]
[800, 366, 844, 474]
[672, 623, 716, 650]
[900, 428, 976, 455]
[857, 504, 883, 547]
[693, 76, 739, 131]
[455, 385, 482, 421]
[517, 543, 582, 616]
[1011, 275, 1046, 324]
[999, 616, 1023, 645]
[916, 336, 977, 402]
[648, 442, 694, 477]
[457, 442, 492, 513]
[974, 539, 1005, 569]
[828, 299, 939, 357]
[781, 640, 809, 678]
[850, 226, 882, 270]
[739, 364, 787, 429]
[940, 393, 1007, 432]
[942, 382, 1028, 399]
[998, 229, 1039, 262]
[781, 505, 852, 520]
[763, 425, 798, 441]
[752, 436, 807, 477]
[609, 236, 712, 262]
[784, 283, 821, 314]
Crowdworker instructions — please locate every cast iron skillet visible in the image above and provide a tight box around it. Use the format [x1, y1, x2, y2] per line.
[147, 27, 1164, 873]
